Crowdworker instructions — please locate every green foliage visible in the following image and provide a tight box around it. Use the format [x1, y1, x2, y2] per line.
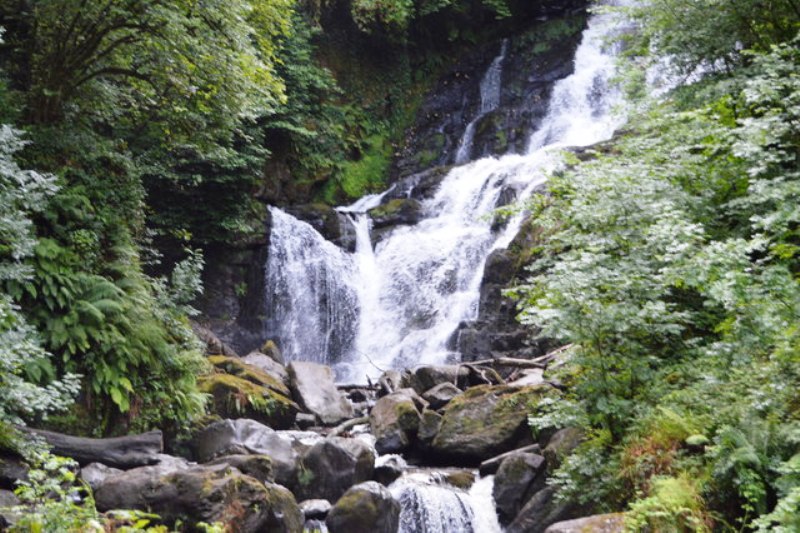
[514, 8, 800, 527]
[0, 125, 79, 424]
[10, 451, 101, 532]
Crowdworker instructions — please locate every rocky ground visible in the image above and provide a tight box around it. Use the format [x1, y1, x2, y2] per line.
[1, 331, 621, 532]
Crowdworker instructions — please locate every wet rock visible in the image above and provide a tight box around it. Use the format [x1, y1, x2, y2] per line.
[95, 463, 303, 532]
[431, 384, 554, 463]
[479, 443, 541, 476]
[260, 339, 285, 364]
[326, 481, 401, 533]
[384, 167, 451, 202]
[444, 470, 475, 489]
[288, 362, 354, 425]
[206, 454, 274, 483]
[80, 462, 123, 491]
[286, 203, 352, 250]
[242, 351, 289, 385]
[506, 486, 586, 533]
[543, 427, 584, 472]
[192, 419, 321, 489]
[373, 455, 406, 486]
[544, 513, 626, 533]
[401, 365, 469, 395]
[367, 198, 422, 229]
[417, 409, 443, 449]
[296, 437, 375, 502]
[370, 389, 422, 454]
[378, 370, 402, 397]
[300, 499, 332, 520]
[295, 413, 316, 429]
[494, 452, 547, 524]
[422, 382, 462, 410]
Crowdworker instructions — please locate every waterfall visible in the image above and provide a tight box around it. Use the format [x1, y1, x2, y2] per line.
[389, 472, 502, 533]
[454, 39, 509, 165]
[264, 1, 630, 379]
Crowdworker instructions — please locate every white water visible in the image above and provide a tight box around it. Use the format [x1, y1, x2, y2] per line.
[454, 39, 510, 165]
[389, 472, 502, 533]
[265, 2, 630, 382]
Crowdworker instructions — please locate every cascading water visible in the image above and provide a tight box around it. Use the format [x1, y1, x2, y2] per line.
[454, 39, 509, 165]
[389, 472, 502, 533]
[265, 1, 630, 382]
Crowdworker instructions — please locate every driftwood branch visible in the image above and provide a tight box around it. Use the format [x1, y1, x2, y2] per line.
[19, 428, 163, 469]
[468, 344, 575, 370]
[329, 417, 369, 437]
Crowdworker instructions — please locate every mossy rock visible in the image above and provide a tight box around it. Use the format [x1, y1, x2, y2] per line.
[326, 481, 400, 533]
[431, 384, 556, 463]
[445, 470, 475, 489]
[207, 355, 290, 397]
[198, 373, 299, 429]
[367, 198, 422, 228]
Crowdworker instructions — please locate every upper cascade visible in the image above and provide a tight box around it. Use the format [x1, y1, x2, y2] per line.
[264, 1, 630, 383]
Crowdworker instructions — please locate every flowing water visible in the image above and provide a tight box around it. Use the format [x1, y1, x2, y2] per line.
[454, 39, 510, 165]
[265, 1, 630, 383]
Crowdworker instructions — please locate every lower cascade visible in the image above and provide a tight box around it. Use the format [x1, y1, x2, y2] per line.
[390, 472, 502, 533]
[264, 1, 630, 384]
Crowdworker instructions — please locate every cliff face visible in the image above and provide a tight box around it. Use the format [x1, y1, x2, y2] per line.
[198, 2, 588, 355]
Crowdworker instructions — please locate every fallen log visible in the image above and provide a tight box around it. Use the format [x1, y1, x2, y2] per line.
[19, 428, 163, 469]
[329, 416, 369, 437]
[468, 357, 547, 370]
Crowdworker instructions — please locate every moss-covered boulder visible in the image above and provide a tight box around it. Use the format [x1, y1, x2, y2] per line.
[95, 463, 303, 532]
[326, 481, 400, 533]
[431, 384, 555, 463]
[296, 437, 375, 503]
[207, 355, 290, 397]
[369, 389, 422, 454]
[494, 452, 547, 524]
[367, 198, 422, 228]
[198, 372, 299, 430]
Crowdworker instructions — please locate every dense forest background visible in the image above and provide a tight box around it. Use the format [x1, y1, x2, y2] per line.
[0, 0, 798, 530]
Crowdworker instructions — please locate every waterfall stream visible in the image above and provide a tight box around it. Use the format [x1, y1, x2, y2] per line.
[265, 2, 629, 383]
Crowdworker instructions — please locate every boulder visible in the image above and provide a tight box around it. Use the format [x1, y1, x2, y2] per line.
[494, 452, 547, 524]
[401, 365, 469, 395]
[95, 463, 303, 532]
[378, 370, 402, 397]
[326, 481, 401, 533]
[370, 389, 422, 454]
[543, 428, 584, 472]
[479, 443, 541, 476]
[198, 372, 299, 429]
[544, 514, 625, 533]
[206, 454, 274, 483]
[296, 437, 375, 502]
[373, 455, 406, 486]
[506, 486, 586, 533]
[416, 409, 443, 449]
[300, 499, 332, 520]
[422, 382, 462, 410]
[288, 362, 353, 425]
[242, 351, 290, 386]
[192, 419, 321, 489]
[80, 462, 123, 491]
[431, 384, 554, 463]
[260, 339, 286, 365]
[367, 198, 423, 228]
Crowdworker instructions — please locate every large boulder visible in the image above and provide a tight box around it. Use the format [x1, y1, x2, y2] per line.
[326, 481, 401, 533]
[543, 427, 584, 472]
[296, 437, 375, 502]
[416, 409, 443, 450]
[199, 356, 299, 429]
[288, 362, 353, 425]
[206, 454, 274, 483]
[370, 389, 422, 454]
[493, 452, 547, 524]
[95, 463, 303, 532]
[544, 514, 625, 533]
[192, 419, 321, 489]
[401, 365, 469, 395]
[431, 384, 554, 463]
[479, 443, 541, 476]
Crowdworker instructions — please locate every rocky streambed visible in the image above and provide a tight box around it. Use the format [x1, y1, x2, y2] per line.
[1, 336, 621, 532]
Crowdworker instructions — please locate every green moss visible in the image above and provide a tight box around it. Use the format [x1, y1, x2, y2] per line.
[207, 355, 289, 396]
[198, 372, 298, 428]
[338, 134, 393, 200]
